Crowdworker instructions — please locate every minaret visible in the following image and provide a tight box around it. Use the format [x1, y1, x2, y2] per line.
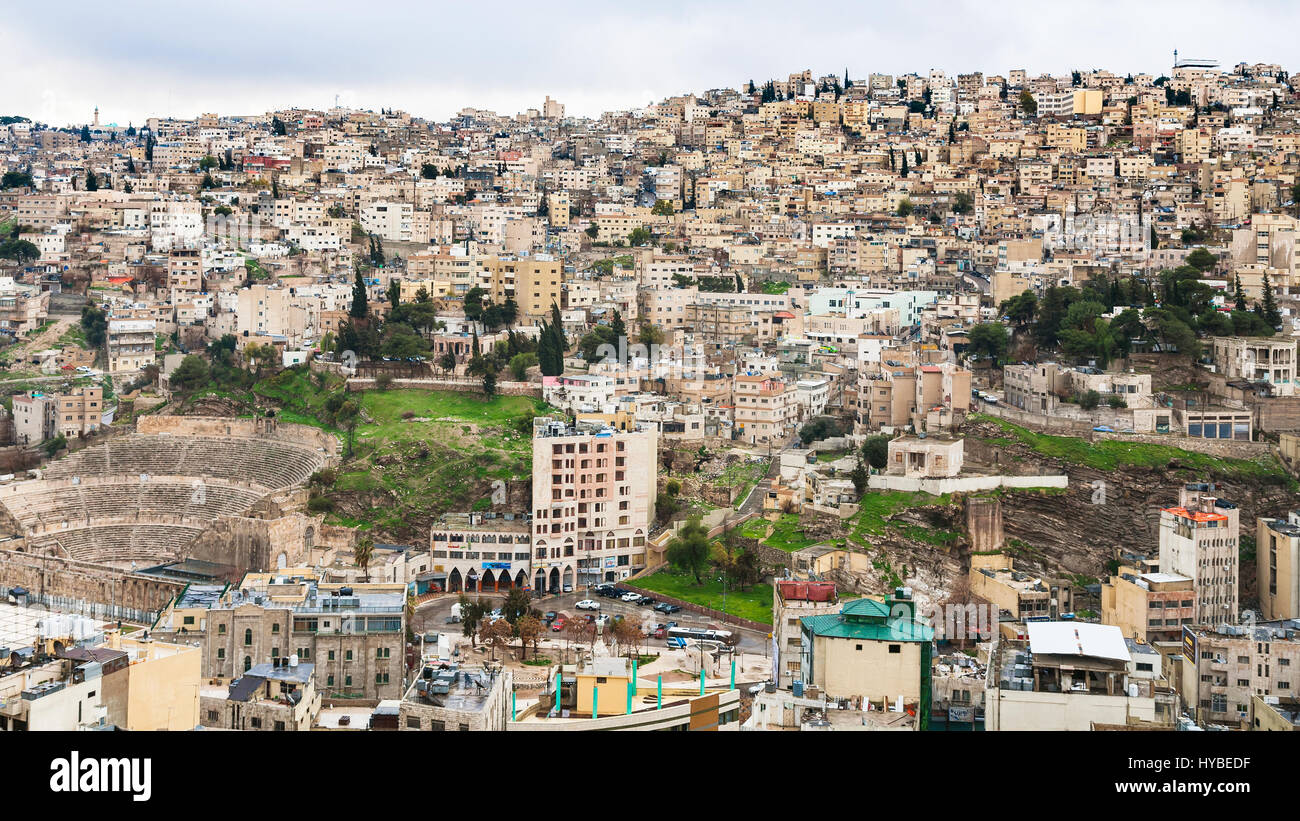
[93, 106, 100, 127]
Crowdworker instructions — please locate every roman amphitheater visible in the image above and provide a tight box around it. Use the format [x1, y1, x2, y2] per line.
[0, 416, 343, 576]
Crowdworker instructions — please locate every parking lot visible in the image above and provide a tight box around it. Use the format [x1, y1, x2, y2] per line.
[413, 586, 771, 654]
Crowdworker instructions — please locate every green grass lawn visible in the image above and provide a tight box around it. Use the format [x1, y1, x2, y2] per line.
[635, 570, 773, 625]
[971, 414, 1294, 486]
[762, 513, 822, 552]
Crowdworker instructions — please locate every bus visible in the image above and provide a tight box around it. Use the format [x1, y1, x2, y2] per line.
[667, 626, 733, 645]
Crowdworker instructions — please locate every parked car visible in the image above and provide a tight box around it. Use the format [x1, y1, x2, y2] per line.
[575, 599, 601, 611]
[651, 626, 666, 639]
[562, 585, 573, 593]
[637, 596, 657, 607]
[543, 611, 558, 625]
[620, 592, 641, 602]
[656, 603, 682, 614]
[551, 617, 566, 632]
[1093, 425, 1115, 433]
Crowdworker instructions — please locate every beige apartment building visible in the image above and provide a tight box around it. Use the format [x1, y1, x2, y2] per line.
[531, 416, 658, 590]
[1181, 621, 1300, 728]
[1257, 513, 1300, 621]
[1158, 485, 1239, 624]
[1210, 336, 1297, 396]
[734, 373, 798, 444]
[1101, 571, 1196, 643]
[107, 317, 157, 373]
[969, 554, 1073, 620]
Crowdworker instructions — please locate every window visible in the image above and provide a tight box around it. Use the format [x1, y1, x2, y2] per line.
[271, 623, 280, 634]
[250, 718, 261, 729]
[243, 656, 251, 672]
[183, 616, 195, 625]
[216, 648, 225, 660]
[206, 710, 219, 722]
[431, 720, 445, 731]
[855, 644, 863, 651]
[888, 644, 901, 654]
[274, 721, 286, 731]
[376, 672, 390, 685]
[345, 650, 353, 661]
[406, 717, 421, 729]
[376, 647, 391, 659]
[217, 624, 226, 634]
[328, 650, 335, 661]
[244, 628, 253, 646]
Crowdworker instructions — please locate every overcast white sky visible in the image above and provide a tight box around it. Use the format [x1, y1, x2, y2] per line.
[4, 0, 1296, 128]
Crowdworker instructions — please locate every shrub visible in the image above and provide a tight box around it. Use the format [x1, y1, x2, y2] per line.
[307, 495, 335, 513]
[1107, 395, 1127, 409]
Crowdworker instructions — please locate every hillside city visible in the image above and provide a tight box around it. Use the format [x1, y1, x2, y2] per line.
[3, 56, 1300, 734]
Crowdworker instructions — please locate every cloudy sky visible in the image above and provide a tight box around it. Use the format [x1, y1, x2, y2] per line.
[4, 0, 1296, 127]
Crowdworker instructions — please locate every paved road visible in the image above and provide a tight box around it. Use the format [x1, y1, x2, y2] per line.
[414, 587, 772, 654]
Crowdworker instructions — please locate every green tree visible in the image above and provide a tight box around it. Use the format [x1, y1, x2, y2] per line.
[651, 199, 674, 216]
[850, 458, 869, 494]
[628, 227, 651, 246]
[1186, 248, 1217, 272]
[1000, 290, 1038, 326]
[861, 435, 890, 470]
[666, 517, 711, 585]
[501, 587, 531, 632]
[1259, 271, 1281, 326]
[0, 239, 40, 264]
[0, 171, 34, 189]
[84, 169, 99, 191]
[967, 322, 1009, 361]
[80, 304, 108, 348]
[896, 198, 913, 217]
[1019, 89, 1037, 116]
[169, 355, 210, 394]
[353, 536, 374, 581]
[349, 267, 369, 319]
[508, 352, 537, 381]
[482, 369, 497, 397]
[1233, 275, 1248, 312]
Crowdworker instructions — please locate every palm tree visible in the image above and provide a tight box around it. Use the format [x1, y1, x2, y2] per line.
[353, 536, 374, 581]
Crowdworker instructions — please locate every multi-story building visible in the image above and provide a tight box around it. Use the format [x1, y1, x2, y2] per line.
[429, 512, 533, 595]
[1210, 336, 1297, 396]
[168, 571, 407, 701]
[107, 317, 157, 373]
[798, 588, 934, 728]
[200, 660, 321, 731]
[986, 621, 1176, 730]
[773, 580, 839, 691]
[531, 416, 657, 590]
[1100, 570, 1197, 643]
[734, 373, 797, 444]
[400, 663, 510, 731]
[1158, 484, 1240, 625]
[1180, 620, 1300, 729]
[1258, 513, 1300, 621]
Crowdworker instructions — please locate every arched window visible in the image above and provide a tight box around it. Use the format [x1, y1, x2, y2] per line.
[243, 656, 252, 672]
[244, 628, 253, 646]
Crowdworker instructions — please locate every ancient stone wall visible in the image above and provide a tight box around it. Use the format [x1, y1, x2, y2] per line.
[0, 549, 184, 614]
[136, 415, 339, 457]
